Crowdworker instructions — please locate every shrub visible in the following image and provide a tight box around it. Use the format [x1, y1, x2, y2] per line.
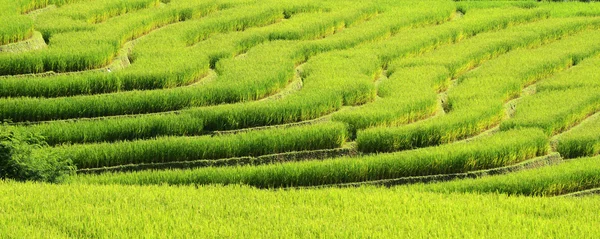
[0, 129, 75, 183]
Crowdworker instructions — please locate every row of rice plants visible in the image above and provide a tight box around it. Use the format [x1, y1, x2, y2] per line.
[328, 7, 548, 134]
[31, 0, 161, 39]
[65, 0, 160, 24]
[514, 56, 600, 158]
[538, 2, 600, 17]
[15, 5, 546, 145]
[356, 24, 600, 153]
[0, 0, 112, 46]
[44, 122, 348, 169]
[536, 56, 600, 92]
[0, 0, 58, 45]
[31, 0, 165, 40]
[4, 181, 600, 238]
[0, 2, 447, 122]
[331, 66, 448, 135]
[0, 0, 226, 75]
[32, 0, 160, 30]
[556, 114, 600, 158]
[0, 6, 340, 98]
[19, 113, 205, 146]
[71, 128, 548, 187]
[457, 1, 600, 15]
[5, 0, 49, 14]
[0, 15, 34, 45]
[372, 6, 548, 65]
[501, 89, 600, 136]
[391, 17, 599, 77]
[12, 0, 91, 13]
[416, 155, 600, 196]
[181, 4, 320, 46]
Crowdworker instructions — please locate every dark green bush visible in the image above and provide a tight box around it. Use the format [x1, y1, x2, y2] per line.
[0, 129, 75, 183]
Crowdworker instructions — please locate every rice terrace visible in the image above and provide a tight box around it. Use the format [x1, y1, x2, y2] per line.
[3, 0, 600, 237]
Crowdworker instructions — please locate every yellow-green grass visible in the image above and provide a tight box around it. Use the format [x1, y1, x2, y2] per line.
[416, 155, 600, 196]
[2, 181, 600, 238]
[357, 27, 600, 153]
[557, 115, 600, 158]
[12, 6, 555, 146]
[70, 129, 548, 187]
[45, 122, 348, 169]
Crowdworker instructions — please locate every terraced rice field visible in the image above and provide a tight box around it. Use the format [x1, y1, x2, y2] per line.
[2, 0, 600, 237]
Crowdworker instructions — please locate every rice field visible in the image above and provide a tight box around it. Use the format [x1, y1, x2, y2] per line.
[2, 0, 600, 237]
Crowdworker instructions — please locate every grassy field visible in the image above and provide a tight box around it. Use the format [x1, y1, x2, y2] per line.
[1, 181, 600, 238]
[2, 0, 600, 237]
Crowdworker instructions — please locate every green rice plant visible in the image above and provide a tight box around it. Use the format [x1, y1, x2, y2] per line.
[183, 5, 314, 46]
[216, 6, 548, 134]
[358, 28, 600, 153]
[13, 0, 49, 14]
[538, 2, 600, 17]
[332, 66, 449, 134]
[391, 17, 600, 78]
[0, 10, 344, 98]
[322, 8, 551, 137]
[31, 0, 160, 27]
[46, 122, 348, 168]
[373, 6, 548, 66]
[70, 0, 160, 24]
[536, 56, 600, 91]
[455, 1, 540, 13]
[557, 115, 600, 158]
[3, 181, 600, 238]
[0, 2, 450, 121]
[26, 113, 205, 146]
[357, 101, 505, 152]
[12, 5, 558, 145]
[2, 0, 448, 97]
[501, 88, 600, 135]
[417, 155, 600, 196]
[2, 0, 69, 14]
[0, 15, 34, 45]
[72, 129, 548, 187]
[0, 0, 223, 75]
